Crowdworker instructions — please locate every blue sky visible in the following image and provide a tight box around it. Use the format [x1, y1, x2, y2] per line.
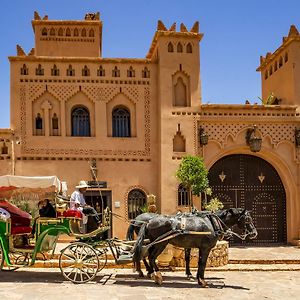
[0, 0, 300, 128]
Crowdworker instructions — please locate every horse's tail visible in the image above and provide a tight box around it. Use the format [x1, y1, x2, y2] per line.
[132, 223, 147, 264]
[126, 221, 135, 241]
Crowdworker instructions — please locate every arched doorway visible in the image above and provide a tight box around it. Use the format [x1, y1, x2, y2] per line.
[208, 154, 286, 245]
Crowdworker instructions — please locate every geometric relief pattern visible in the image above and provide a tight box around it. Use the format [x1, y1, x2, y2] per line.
[199, 122, 296, 146]
[19, 84, 151, 157]
[28, 85, 46, 102]
[48, 85, 79, 102]
[123, 86, 140, 103]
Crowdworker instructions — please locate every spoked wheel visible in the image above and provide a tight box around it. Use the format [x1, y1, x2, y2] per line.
[1, 252, 29, 271]
[59, 242, 100, 284]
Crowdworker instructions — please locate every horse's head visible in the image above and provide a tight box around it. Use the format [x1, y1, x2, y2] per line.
[235, 209, 257, 240]
[220, 208, 257, 240]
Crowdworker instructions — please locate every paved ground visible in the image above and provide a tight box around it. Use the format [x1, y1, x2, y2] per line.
[0, 268, 300, 300]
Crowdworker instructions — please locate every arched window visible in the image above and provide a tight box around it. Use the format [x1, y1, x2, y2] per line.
[50, 28, 55, 36]
[41, 27, 47, 36]
[127, 66, 135, 77]
[112, 66, 120, 77]
[71, 107, 90, 137]
[269, 66, 273, 76]
[142, 67, 150, 78]
[112, 107, 131, 137]
[128, 189, 147, 219]
[82, 65, 90, 76]
[35, 113, 43, 135]
[186, 43, 192, 53]
[285, 52, 288, 62]
[89, 29, 94, 37]
[279, 56, 283, 68]
[1, 142, 8, 155]
[178, 184, 190, 206]
[51, 64, 60, 76]
[174, 77, 187, 106]
[20, 64, 28, 75]
[274, 61, 278, 72]
[66, 28, 71, 36]
[67, 64, 75, 76]
[58, 28, 63, 36]
[97, 65, 105, 76]
[81, 28, 86, 37]
[168, 42, 174, 52]
[74, 28, 79, 36]
[177, 42, 183, 53]
[36, 64, 44, 76]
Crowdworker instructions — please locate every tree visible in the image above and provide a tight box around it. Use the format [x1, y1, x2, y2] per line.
[176, 155, 209, 209]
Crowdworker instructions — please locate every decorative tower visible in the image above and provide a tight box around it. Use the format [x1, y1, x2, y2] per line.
[257, 25, 300, 105]
[146, 20, 203, 214]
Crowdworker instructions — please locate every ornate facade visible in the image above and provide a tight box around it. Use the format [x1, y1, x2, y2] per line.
[1, 12, 299, 245]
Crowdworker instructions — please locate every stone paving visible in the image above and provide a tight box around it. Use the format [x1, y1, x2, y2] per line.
[0, 268, 300, 300]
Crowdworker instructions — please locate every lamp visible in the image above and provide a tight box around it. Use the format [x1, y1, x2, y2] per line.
[295, 128, 300, 147]
[199, 127, 208, 146]
[246, 125, 262, 152]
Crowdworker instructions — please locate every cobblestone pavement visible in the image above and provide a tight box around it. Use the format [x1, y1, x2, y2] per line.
[0, 268, 300, 300]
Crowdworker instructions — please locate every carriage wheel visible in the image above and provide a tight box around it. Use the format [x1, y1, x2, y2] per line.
[59, 242, 100, 284]
[1, 252, 29, 272]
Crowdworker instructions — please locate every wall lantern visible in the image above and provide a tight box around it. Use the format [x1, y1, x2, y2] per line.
[246, 125, 262, 152]
[295, 128, 300, 147]
[199, 127, 209, 146]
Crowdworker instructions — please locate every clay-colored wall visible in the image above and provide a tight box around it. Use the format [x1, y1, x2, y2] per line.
[33, 22, 102, 57]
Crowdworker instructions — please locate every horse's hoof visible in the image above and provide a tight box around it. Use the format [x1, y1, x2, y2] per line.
[147, 273, 152, 279]
[198, 279, 208, 288]
[138, 272, 144, 278]
[187, 274, 194, 280]
[154, 272, 163, 285]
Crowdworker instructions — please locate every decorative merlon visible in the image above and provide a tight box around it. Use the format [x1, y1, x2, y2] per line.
[16, 45, 26, 56]
[169, 22, 176, 32]
[157, 20, 167, 31]
[288, 24, 299, 37]
[190, 21, 199, 33]
[180, 23, 188, 32]
[34, 11, 41, 20]
[28, 48, 35, 56]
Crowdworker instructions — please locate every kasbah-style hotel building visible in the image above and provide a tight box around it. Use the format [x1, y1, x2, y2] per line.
[0, 11, 300, 246]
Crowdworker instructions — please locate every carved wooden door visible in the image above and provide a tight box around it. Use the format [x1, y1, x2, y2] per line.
[208, 154, 286, 245]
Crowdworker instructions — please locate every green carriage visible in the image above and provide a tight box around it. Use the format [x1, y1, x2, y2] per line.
[0, 175, 111, 283]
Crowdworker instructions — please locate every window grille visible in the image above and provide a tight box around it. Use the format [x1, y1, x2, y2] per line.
[71, 107, 91, 137]
[112, 107, 131, 137]
[178, 184, 190, 206]
[128, 189, 146, 219]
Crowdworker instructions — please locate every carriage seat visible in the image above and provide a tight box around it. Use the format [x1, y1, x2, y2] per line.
[0, 200, 32, 235]
[61, 209, 83, 219]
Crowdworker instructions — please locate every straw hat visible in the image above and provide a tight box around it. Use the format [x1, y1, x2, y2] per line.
[76, 180, 89, 189]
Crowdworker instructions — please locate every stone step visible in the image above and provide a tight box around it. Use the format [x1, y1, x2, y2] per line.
[229, 259, 300, 264]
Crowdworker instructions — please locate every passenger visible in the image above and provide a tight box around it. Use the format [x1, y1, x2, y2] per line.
[30, 198, 56, 236]
[70, 181, 101, 226]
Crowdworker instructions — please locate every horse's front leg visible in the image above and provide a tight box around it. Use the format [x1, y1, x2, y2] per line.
[143, 258, 152, 278]
[196, 248, 211, 287]
[184, 248, 193, 279]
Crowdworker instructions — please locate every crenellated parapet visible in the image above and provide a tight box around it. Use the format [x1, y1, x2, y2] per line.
[146, 20, 203, 59]
[257, 24, 300, 71]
